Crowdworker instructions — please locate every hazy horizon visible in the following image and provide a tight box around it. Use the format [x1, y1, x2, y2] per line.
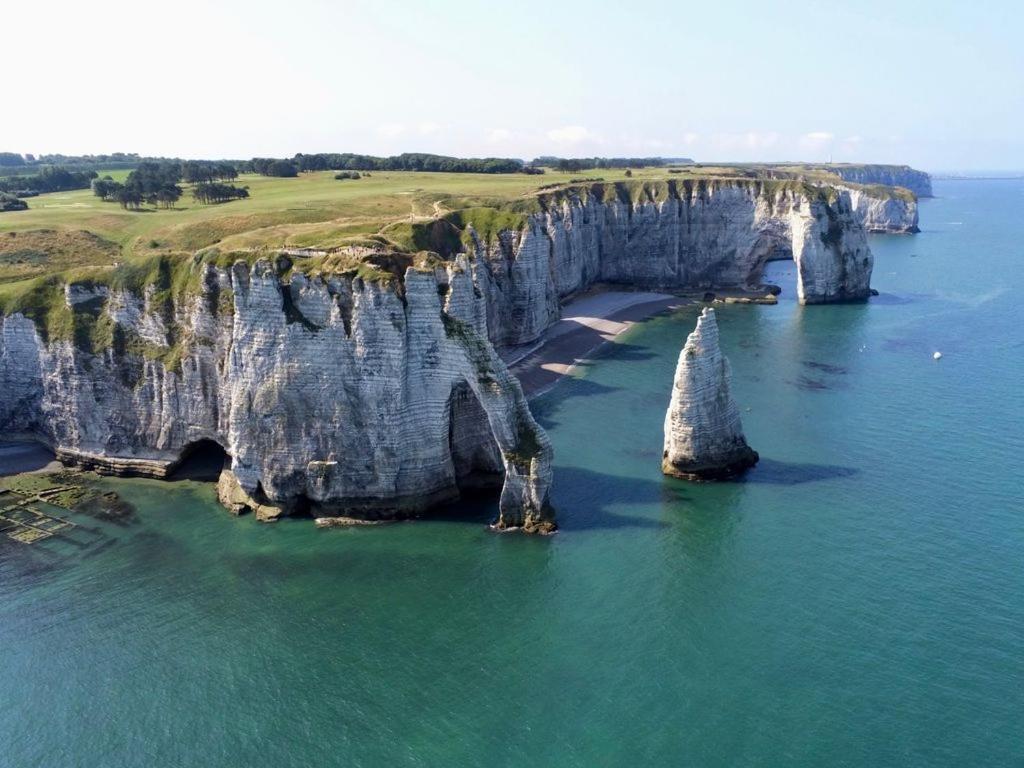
[5, 0, 1022, 171]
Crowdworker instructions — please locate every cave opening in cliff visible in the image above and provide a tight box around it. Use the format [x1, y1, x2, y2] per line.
[448, 381, 504, 497]
[169, 439, 230, 482]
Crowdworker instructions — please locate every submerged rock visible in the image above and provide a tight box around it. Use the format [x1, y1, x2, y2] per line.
[662, 308, 758, 480]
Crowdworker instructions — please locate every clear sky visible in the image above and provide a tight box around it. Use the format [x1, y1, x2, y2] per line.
[5, 0, 1022, 170]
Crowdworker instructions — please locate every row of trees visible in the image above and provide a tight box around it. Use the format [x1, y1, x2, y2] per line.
[192, 183, 249, 204]
[248, 158, 299, 177]
[0, 167, 98, 195]
[0, 152, 192, 176]
[182, 161, 238, 183]
[289, 152, 526, 174]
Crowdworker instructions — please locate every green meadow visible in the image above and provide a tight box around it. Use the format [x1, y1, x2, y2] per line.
[0, 163, 906, 298]
[0, 166, 722, 288]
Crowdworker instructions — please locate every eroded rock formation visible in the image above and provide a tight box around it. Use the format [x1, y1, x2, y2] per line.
[0, 257, 555, 532]
[842, 186, 919, 233]
[466, 180, 874, 348]
[662, 308, 758, 480]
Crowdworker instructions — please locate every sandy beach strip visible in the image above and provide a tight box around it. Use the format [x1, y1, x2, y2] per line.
[506, 290, 686, 397]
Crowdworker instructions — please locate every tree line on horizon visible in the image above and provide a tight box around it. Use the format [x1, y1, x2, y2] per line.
[0, 151, 701, 206]
[0, 166, 99, 196]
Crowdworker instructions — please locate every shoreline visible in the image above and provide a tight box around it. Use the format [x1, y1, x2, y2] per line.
[505, 290, 687, 398]
[0, 438, 60, 477]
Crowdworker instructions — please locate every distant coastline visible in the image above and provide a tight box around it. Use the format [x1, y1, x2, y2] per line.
[930, 172, 1024, 180]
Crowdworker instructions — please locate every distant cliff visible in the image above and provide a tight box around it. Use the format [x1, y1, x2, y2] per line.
[462, 179, 875, 347]
[826, 164, 933, 198]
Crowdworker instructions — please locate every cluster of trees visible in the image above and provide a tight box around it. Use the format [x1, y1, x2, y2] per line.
[192, 183, 249, 204]
[92, 162, 184, 209]
[92, 162, 249, 208]
[248, 158, 299, 177]
[334, 171, 362, 180]
[288, 152, 526, 174]
[182, 161, 238, 183]
[0, 192, 28, 212]
[0, 166, 98, 195]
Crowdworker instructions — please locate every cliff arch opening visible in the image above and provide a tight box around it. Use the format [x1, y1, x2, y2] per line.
[447, 381, 504, 495]
[169, 439, 230, 481]
[747, 232, 794, 292]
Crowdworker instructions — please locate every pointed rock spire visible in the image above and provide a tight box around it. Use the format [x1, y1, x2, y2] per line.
[662, 308, 758, 480]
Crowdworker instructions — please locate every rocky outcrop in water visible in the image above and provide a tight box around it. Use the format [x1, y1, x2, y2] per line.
[468, 180, 874, 347]
[0, 256, 555, 532]
[842, 186, 919, 233]
[662, 308, 758, 480]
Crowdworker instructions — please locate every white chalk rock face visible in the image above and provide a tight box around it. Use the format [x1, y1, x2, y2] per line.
[662, 308, 758, 480]
[0, 258, 555, 532]
[468, 180, 877, 348]
[842, 186, 919, 233]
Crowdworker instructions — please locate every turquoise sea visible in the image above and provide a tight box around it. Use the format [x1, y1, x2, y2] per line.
[1, 179, 1021, 767]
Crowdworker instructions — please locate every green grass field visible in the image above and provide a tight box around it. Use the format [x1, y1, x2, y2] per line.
[0, 166, 723, 284]
[0, 163, 910, 296]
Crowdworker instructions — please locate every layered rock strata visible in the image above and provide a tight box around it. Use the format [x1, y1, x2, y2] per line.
[467, 180, 875, 347]
[662, 308, 758, 480]
[827, 165, 932, 198]
[842, 186, 919, 233]
[0, 256, 555, 532]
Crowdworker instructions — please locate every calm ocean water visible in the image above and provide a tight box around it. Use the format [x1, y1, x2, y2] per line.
[1, 179, 1021, 767]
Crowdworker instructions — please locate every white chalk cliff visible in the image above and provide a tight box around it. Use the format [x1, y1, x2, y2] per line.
[466, 180, 875, 348]
[827, 165, 932, 198]
[841, 186, 919, 233]
[0, 257, 555, 532]
[0, 176, 907, 530]
[662, 307, 758, 479]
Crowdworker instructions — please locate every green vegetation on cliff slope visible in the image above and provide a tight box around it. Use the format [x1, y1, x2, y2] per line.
[0, 163, 916, 335]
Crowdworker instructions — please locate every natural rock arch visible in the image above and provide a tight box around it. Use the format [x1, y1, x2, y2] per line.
[447, 380, 504, 492]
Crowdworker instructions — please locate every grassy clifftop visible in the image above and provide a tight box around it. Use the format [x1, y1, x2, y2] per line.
[0, 164, 917, 328]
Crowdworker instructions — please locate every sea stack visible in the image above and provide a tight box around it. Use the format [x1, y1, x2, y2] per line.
[662, 308, 758, 480]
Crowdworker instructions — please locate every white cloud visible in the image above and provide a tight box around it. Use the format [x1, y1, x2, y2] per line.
[799, 131, 835, 152]
[417, 121, 441, 135]
[839, 135, 863, 156]
[682, 132, 700, 146]
[710, 132, 780, 151]
[546, 125, 598, 145]
[487, 128, 513, 144]
[378, 123, 406, 137]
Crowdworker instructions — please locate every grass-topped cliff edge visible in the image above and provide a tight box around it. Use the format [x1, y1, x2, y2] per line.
[0, 163, 919, 328]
